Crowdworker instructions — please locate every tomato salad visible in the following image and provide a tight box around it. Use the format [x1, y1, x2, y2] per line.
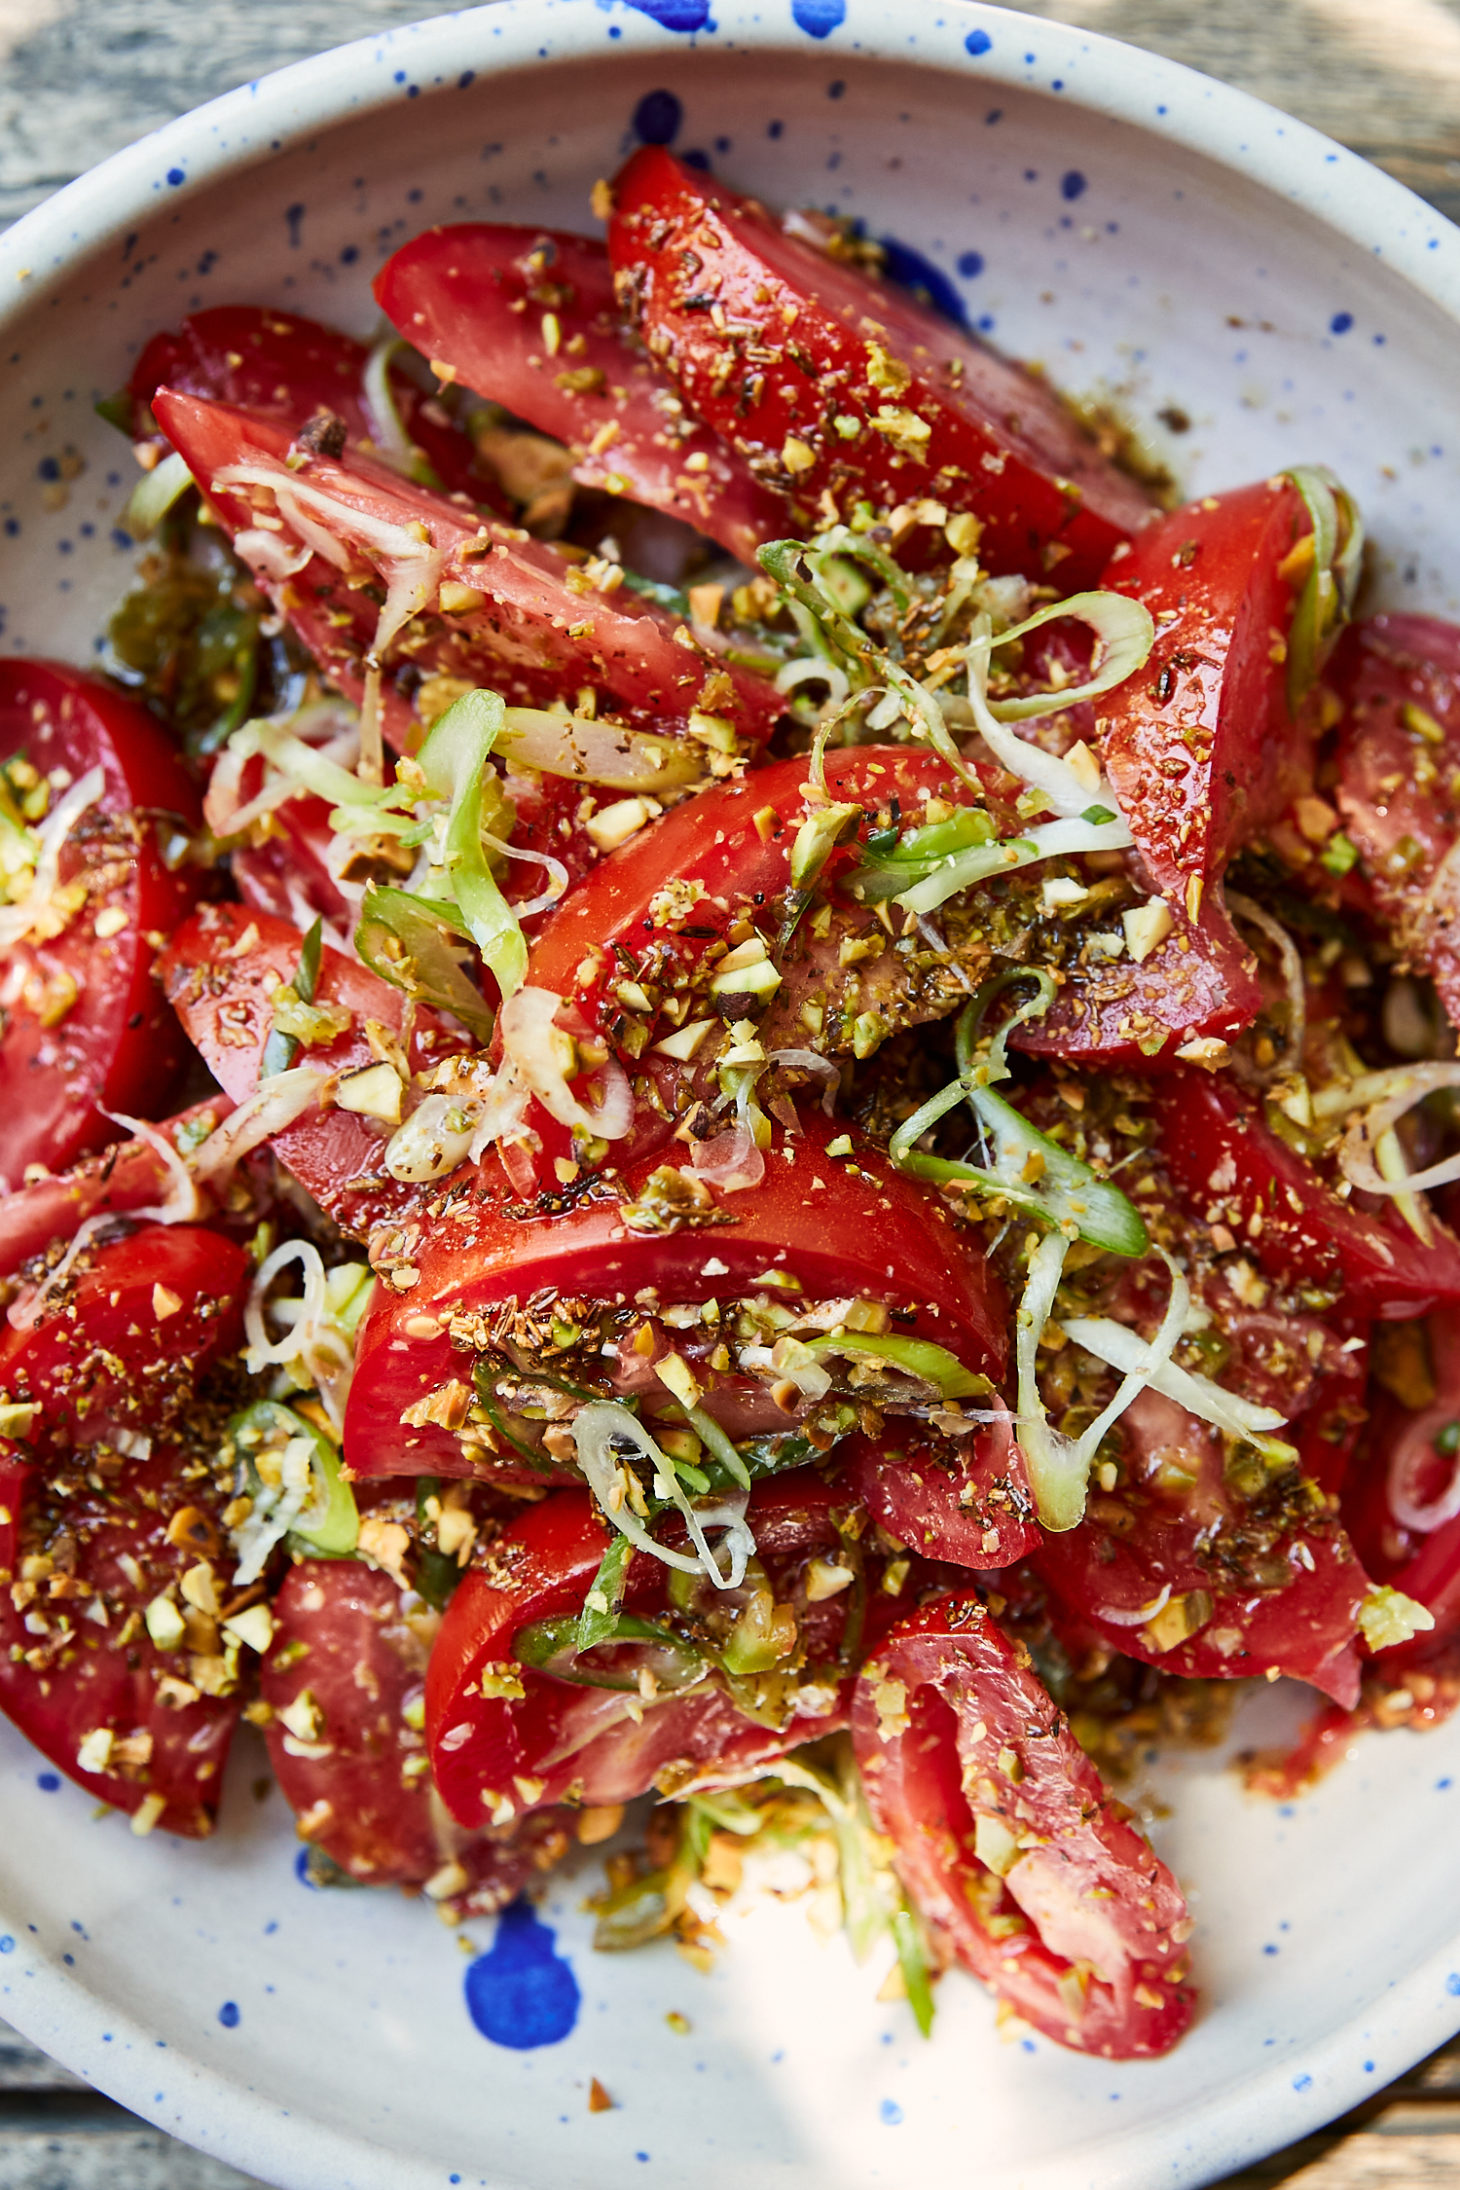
[2, 147, 1457, 2063]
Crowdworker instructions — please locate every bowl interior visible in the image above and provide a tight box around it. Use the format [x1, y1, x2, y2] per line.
[1, 9, 1460, 2189]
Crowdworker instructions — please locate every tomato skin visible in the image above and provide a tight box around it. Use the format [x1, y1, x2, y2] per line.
[607, 148, 1152, 584]
[1101, 481, 1312, 895]
[263, 1558, 574, 1901]
[842, 1417, 1040, 1568]
[426, 1472, 879, 1829]
[0, 661, 207, 1189]
[374, 225, 795, 564]
[345, 1108, 1008, 1481]
[0, 1449, 239, 1835]
[160, 902, 472, 1241]
[1333, 616, 1460, 1029]
[0, 1223, 248, 1454]
[851, 1590, 1194, 2058]
[1149, 1071, 1460, 1317]
[1033, 1389, 1369, 1704]
[151, 390, 783, 754]
[128, 303, 506, 508]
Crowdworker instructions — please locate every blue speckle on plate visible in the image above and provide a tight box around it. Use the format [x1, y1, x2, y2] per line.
[965, 27, 992, 54]
[1446, 1972, 1460, 1996]
[1330, 310, 1354, 334]
[1061, 170, 1087, 201]
[464, 1900, 580, 2049]
[879, 2099, 903, 2125]
[792, 0, 845, 34]
[36, 1772, 59, 1791]
[0, 1939, 14, 1956]
[957, 249, 984, 278]
[166, 168, 185, 188]
[632, 88, 682, 145]
[622, 0, 715, 29]
[218, 2002, 240, 2029]
[1292, 2072, 1312, 2092]
[878, 235, 966, 324]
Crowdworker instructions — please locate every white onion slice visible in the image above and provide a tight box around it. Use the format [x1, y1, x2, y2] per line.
[188, 1069, 328, 1191]
[690, 1123, 765, 1192]
[572, 1399, 754, 1589]
[0, 766, 106, 952]
[498, 987, 634, 1140]
[1059, 1312, 1288, 1444]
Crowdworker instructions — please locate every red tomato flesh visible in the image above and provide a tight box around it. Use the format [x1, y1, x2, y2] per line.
[842, 1416, 1040, 1569]
[1149, 1071, 1460, 1318]
[0, 1447, 240, 1835]
[263, 1557, 574, 1902]
[1101, 479, 1313, 896]
[0, 661, 206, 1189]
[0, 1223, 248, 1454]
[160, 902, 473, 1242]
[128, 302, 506, 507]
[851, 1590, 1194, 2057]
[375, 225, 795, 565]
[608, 147, 1153, 584]
[150, 390, 783, 755]
[345, 1107, 1007, 1481]
[1333, 615, 1460, 1030]
[426, 1472, 888, 1828]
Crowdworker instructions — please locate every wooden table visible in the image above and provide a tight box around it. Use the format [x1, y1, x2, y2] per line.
[2, 0, 1460, 2182]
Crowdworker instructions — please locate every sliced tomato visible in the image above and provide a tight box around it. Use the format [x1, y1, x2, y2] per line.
[851, 1590, 1194, 2058]
[426, 1472, 886, 1828]
[0, 1447, 241, 1835]
[262, 1557, 574, 1903]
[1333, 615, 1460, 1028]
[375, 225, 794, 563]
[151, 390, 783, 755]
[0, 661, 207, 1189]
[0, 1222, 247, 1454]
[607, 147, 1152, 584]
[1033, 1388, 1369, 1703]
[1100, 480, 1314, 896]
[160, 902, 472, 1241]
[841, 1415, 1040, 1568]
[0, 1098, 240, 1281]
[1149, 1071, 1460, 1317]
[1343, 1314, 1460, 1654]
[345, 1107, 1007, 1481]
[1014, 890, 1261, 1067]
[127, 302, 505, 507]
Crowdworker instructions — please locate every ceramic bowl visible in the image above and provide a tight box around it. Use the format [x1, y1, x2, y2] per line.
[2, 4, 1460, 2185]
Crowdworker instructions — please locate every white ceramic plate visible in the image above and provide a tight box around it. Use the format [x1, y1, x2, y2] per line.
[2, 5, 1460, 2185]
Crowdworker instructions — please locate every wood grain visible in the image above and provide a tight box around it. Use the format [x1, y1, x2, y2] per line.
[0, 0, 1459, 2185]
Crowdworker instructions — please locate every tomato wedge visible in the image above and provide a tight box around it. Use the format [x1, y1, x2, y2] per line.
[607, 147, 1152, 584]
[851, 1590, 1194, 2057]
[127, 303, 504, 506]
[263, 1556, 574, 1902]
[1033, 1387, 1369, 1703]
[1333, 615, 1460, 1029]
[375, 225, 795, 564]
[0, 1098, 239, 1281]
[1100, 479, 1316, 899]
[0, 661, 206, 1189]
[346, 1107, 1006, 1481]
[0, 1446, 241, 1835]
[151, 390, 783, 755]
[426, 1472, 890, 1828]
[841, 1416, 1040, 1568]
[0, 1222, 248, 1455]
[1014, 891, 1261, 1067]
[1149, 1071, 1460, 1317]
[160, 902, 472, 1240]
